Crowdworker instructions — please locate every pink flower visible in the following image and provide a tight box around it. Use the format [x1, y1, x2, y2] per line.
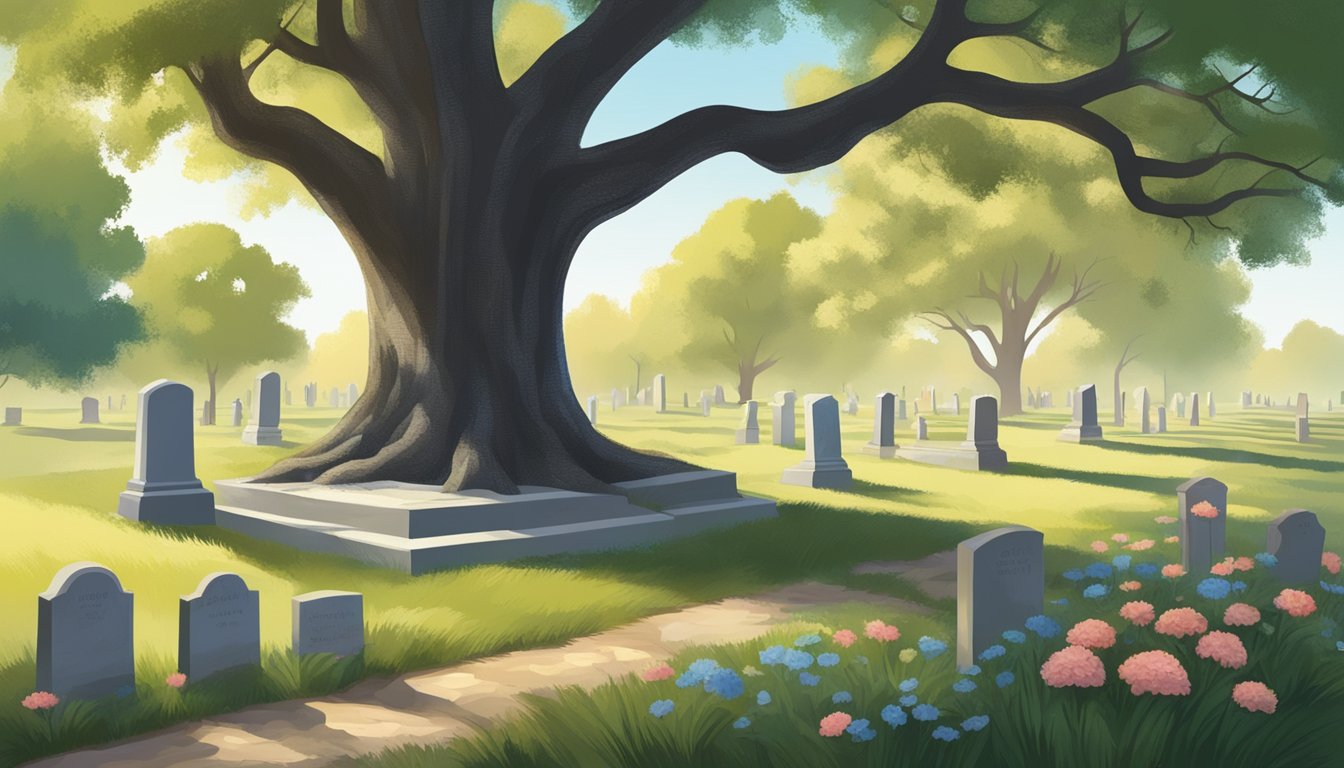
[1119, 601, 1156, 627]
[1111, 533, 1130, 544]
[1324, 552, 1342, 576]
[1040, 645, 1106, 688]
[1273, 589, 1316, 618]
[1118, 651, 1191, 696]
[819, 711, 853, 737]
[1232, 681, 1278, 714]
[1154, 607, 1208, 638]
[1161, 564, 1185, 579]
[21, 691, 59, 711]
[1231, 557, 1254, 572]
[1195, 631, 1248, 669]
[864, 620, 900, 642]
[1189, 501, 1219, 519]
[832, 629, 856, 648]
[641, 663, 675, 682]
[1090, 540, 1109, 553]
[1125, 539, 1155, 552]
[1066, 619, 1117, 650]
[1210, 561, 1234, 576]
[1154, 516, 1177, 525]
[1223, 603, 1261, 627]
[1164, 536, 1180, 544]
[165, 672, 187, 689]
[1119, 580, 1141, 592]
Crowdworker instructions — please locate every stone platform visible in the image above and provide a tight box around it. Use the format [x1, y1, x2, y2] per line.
[213, 470, 773, 574]
[895, 442, 1008, 471]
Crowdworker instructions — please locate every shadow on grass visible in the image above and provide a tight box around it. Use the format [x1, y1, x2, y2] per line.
[998, 419, 1066, 431]
[999, 462, 1186, 496]
[13, 427, 134, 442]
[1093, 440, 1344, 473]
[844, 478, 928, 500]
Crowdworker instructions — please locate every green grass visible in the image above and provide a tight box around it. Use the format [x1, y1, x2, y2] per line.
[0, 400, 1341, 765]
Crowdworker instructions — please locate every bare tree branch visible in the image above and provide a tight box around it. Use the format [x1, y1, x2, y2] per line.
[920, 309, 997, 376]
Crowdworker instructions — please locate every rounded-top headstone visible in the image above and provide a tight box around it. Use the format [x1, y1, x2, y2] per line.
[37, 562, 135, 698]
[180, 572, 261, 681]
[957, 526, 1044, 667]
[1266, 509, 1326, 585]
[1177, 476, 1227, 576]
[132, 380, 199, 488]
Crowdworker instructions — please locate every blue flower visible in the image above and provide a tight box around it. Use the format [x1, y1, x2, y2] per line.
[794, 633, 822, 647]
[1196, 577, 1232, 600]
[1052, 598, 1070, 606]
[899, 677, 919, 692]
[1083, 584, 1109, 599]
[1084, 562, 1113, 579]
[1025, 615, 1061, 638]
[1337, 641, 1344, 652]
[958, 664, 981, 676]
[918, 636, 948, 658]
[1112, 555, 1132, 571]
[817, 653, 840, 668]
[703, 668, 744, 700]
[649, 699, 674, 718]
[782, 649, 814, 671]
[733, 716, 751, 729]
[847, 718, 876, 742]
[912, 703, 940, 722]
[1002, 630, 1026, 644]
[978, 645, 1006, 661]
[952, 678, 977, 693]
[756, 690, 771, 706]
[832, 691, 853, 704]
[1134, 563, 1159, 578]
[759, 645, 787, 666]
[799, 672, 820, 687]
[932, 726, 961, 742]
[900, 694, 918, 707]
[962, 715, 990, 732]
[995, 671, 1015, 688]
[676, 658, 720, 688]
[1321, 581, 1344, 596]
[881, 704, 907, 727]
[1063, 568, 1085, 582]
[1255, 552, 1278, 568]
[1231, 580, 1248, 593]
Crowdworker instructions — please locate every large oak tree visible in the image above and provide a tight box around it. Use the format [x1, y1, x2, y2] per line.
[3, 0, 1337, 493]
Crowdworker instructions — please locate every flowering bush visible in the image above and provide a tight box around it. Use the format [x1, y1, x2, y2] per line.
[1195, 631, 1247, 669]
[1232, 681, 1278, 714]
[1190, 501, 1220, 519]
[1066, 619, 1116, 650]
[1040, 646, 1105, 688]
[1154, 608, 1207, 638]
[1117, 651, 1190, 696]
[1274, 589, 1317, 618]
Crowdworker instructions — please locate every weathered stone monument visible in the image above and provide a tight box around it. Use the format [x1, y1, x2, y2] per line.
[915, 415, 928, 440]
[117, 380, 216, 525]
[37, 563, 134, 698]
[1135, 386, 1151, 434]
[242, 371, 283, 446]
[956, 526, 1044, 667]
[1178, 477, 1227, 577]
[231, 398, 244, 427]
[713, 385, 725, 406]
[845, 393, 859, 416]
[293, 591, 364, 657]
[1156, 406, 1167, 433]
[653, 374, 667, 413]
[80, 396, 99, 424]
[863, 391, 897, 458]
[179, 573, 261, 681]
[1266, 509, 1326, 585]
[1059, 384, 1103, 442]
[3, 407, 20, 426]
[735, 401, 760, 444]
[781, 395, 852, 489]
[1189, 392, 1200, 427]
[700, 393, 712, 416]
[586, 396, 598, 425]
[771, 391, 796, 447]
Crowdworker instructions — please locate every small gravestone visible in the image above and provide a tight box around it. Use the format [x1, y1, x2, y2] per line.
[845, 393, 859, 416]
[107, 395, 113, 413]
[293, 591, 364, 657]
[915, 415, 928, 440]
[348, 383, 359, 404]
[952, 393, 961, 416]
[682, 392, 688, 408]
[700, 393, 711, 416]
[1178, 477, 1227, 576]
[1172, 392, 1185, 419]
[80, 397, 99, 424]
[897, 397, 907, 421]
[1059, 384, 1103, 442]
[735, 401, 760, 444]
[3, 407, 20, 426]
[1296, 416, 1309, 442]
[329, 387, 340, 408]
[180, 573, 260, 681]
[1241, 391, 1252, 408]
[1027, 388, 1037, 409]
[961, 395, 1008, 469]
[1066, 389, 1074, 409]
[119, 394, 127, 410]
[1255, 393, 1262, 405]
[1156, 405, 1167, 433]
[37, 563, 134, 698]
[610, 388, 620, 411]
[242, 371, 283, 445]
[956, 526, 1044, 667]
[586, 395, 598, 425]
[713, 385, 725, 406]
[653, 374, 667, 413]
[781, 394, 852, 489]
[305, 383, 317, 408]
[1207, 392, 1215, 419]
[1189, 392, 1200, 426]
[231, 398, 243, 427]
[1266, 510, 1326, 585]
[864, 391, 897, 458]
[771, 391, 796, 447]
[118, 380, 216, 524]
[1135, 386, 1151, 434]
[1040, 391, 1053, 408]
[930, 386, 939, 415]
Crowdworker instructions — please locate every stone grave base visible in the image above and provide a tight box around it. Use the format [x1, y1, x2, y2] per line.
[212, 470, 774, 575]
[862, 443, 898, 459]
[895, 443, 1007, 471]
[241, 426, 283, 446]
[780, 459, 853, 489]
[118, 483, 217, 525]
[1057, 425, 1104, 443]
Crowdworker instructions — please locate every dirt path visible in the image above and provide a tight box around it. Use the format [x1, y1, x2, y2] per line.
[31, 583, 927, 768]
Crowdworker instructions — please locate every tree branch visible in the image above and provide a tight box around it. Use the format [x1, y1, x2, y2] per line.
[1024, 257, 1105, 348]
[921, 309, 997, 376]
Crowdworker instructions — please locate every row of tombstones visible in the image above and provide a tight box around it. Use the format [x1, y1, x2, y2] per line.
[957, 477, 1327, 666]
[35, 562, 364, 700]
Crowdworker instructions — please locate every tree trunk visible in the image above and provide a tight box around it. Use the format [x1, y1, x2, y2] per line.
[1113, 362, 1125, 427]
[737, 365, 757, 404]
[205, 363, 218, 426]
[994, 339, 1025, 417]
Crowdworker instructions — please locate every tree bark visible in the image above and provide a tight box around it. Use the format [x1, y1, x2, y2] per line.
[205, 363, 218, 426]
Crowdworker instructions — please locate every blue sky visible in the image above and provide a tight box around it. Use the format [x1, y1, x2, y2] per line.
[1, 21, 1339, 347]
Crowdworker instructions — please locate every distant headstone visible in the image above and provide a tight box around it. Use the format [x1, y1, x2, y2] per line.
[117, 380, 216, 524]
[586, 396, 598, 425]
[915, 415, 928, 440]
[1266, 510, 1326, 586]
[780, 394, 852, 489]
[952, 393, 961, 416]
[329, 387, 340, 408]
[1135, 386, 1151, 434]
[700, 393, 712, 417]
[1066, 389, 1074, 409]
[845, 393, 859, 416]
[1255, 393, 1262, 405]
[1296, 415, 1310, 442]
[1059, 385, 1103, 442]
[3, 407, 20, 426]
[1040, 391, 1053, 408]
[231, 398, 243, 427]
[1172, 392, 1185, 419]
[119, 394, 127, 411]
[930, 387, 939, 415]
[242, 371, 283, 446]
[956, 526, 1044, 667]
[897, 398, 907, 421]
[1027, 388, 1037, 409]
[713, 385, 726, 406]
[863, 391, 897, 458]
[1241, 391, 1252, 408]
[961, 395, 1008, 469]
[1206, 392, 1215, 419]
[80, 397, 99, 424]
[1189, 392, 1200, 427]
[771, 391, 797, 447]
[1296, 392, 1309, 419]
[348, 383, 359, 404]
[653, 374, 667, 413]
[107, 395, 113, 413]
[1178, 477, 1227, 576]
[293, 591, 364, 657]
[682, 392, 689, 408]
[735, 401, 760, 444]
[610, 388, 621, 411]
[179, 573, 260, 681]
[1156, 406, 1167, 433]
[37, 563, 134, 699]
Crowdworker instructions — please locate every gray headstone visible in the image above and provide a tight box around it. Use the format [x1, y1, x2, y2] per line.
[845, 393, 859, 416]
[1255, 393, 1262, 405]
[119, 394, 126, 410]
[117, 380, 216, 524]
[915, 415, 928, 440]
[242, 371, 283, 445]
[37, 563, 134, 698]
[1178, 477, 1227, 576]
[771, 391, 796, 447]
[930, 386, 939, 415]
[293, 591, 364, 657]
[682, 392, 688, 408]
[1066, 389, 1074, 409]
[107, 395, 113, 413]
[780, 394, 852, 489]
[1206, 392, 1215, 419]
[735, 401, 760, 444]
[231, 398, 243, 427]
[1135, 386, 1151, 434]
[329, 387, 340, 408]
[1266, 510, 1326, 585]
[960, 395, 1008, 469]
[1242, 391, 1252, 408]
[3, 407, 20, 426]
[80, 396, 99, 424]
[1296, 416, 1309, 443]
[897, 397, 907, 421]
[700, 393, 712, 417]
[653, 374, 667, 413]
[179, 573, 261, 681]
[586, 395, 598, 425]
[1189, 392, 1200, 426]
[713, 385, 725, 405]
[864, 391, 897, 458]
[1027, 388, 1037, 408]
[1173, 392, 1185, 419]
[610, 388, 620, 411]
[348, 383, 359, 404]
[1156, 405, 1167, 433]
[952, 392, 961, 416]
[956, 526, 1044, 667]
[1059, 384, 1103, 442]
[1296, 392, 1309, 419]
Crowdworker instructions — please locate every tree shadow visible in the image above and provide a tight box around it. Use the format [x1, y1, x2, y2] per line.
[998, 419, 1066, 431]
[14, 426, 134, 442]
[1092, 440, 1344, 473]
[844, 478, 928, 500]
[998, 462, 1186, 495]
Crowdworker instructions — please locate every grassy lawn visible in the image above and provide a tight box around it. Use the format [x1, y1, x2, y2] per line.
[0, 398, 1341, 765]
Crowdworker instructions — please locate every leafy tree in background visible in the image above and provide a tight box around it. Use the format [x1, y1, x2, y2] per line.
[1249, 321, 1344, 403]
[2, 0, 1337, 492]
[126, 224, 309, 424]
